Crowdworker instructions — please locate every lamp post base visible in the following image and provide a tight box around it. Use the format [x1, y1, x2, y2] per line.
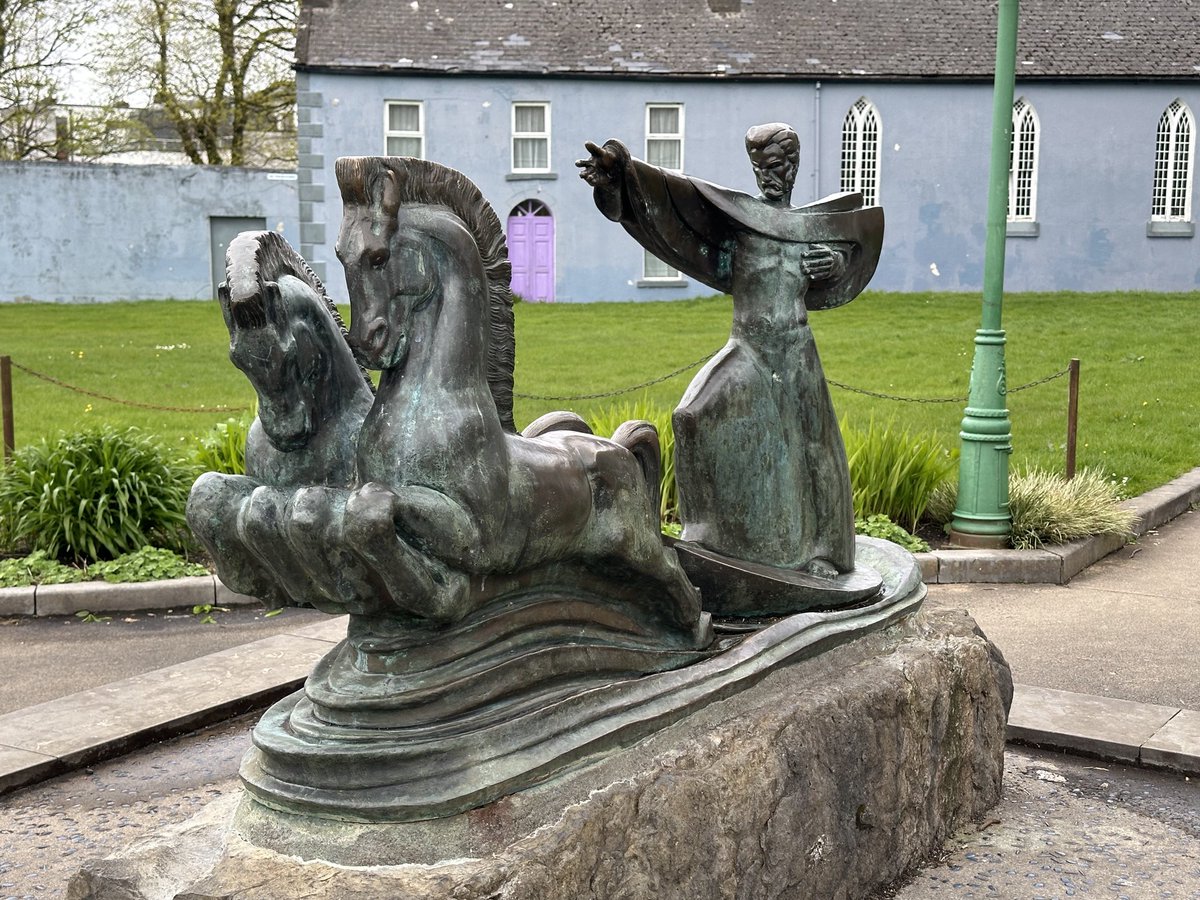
[947, 528, 1010, 550]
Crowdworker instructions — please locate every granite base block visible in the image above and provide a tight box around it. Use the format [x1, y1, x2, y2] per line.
[69, 609, 1011, 900]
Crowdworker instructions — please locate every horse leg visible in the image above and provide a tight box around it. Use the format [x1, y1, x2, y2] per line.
[187, 472, 286, 607]
[344, 482, 471, 624]
[285, 486, 388, 616]
[587, 444, 710, 646]
[239, 485, 343, 613]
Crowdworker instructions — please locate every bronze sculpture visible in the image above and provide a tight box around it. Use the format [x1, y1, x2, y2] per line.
[187, 153, 919, 825]
[578, 124, 884, 611]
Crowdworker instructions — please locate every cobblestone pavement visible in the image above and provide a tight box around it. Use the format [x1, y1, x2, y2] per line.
[890, 749, 1200, 899]
[0, 714, 250, 900]
[1, 718, 1197, 900]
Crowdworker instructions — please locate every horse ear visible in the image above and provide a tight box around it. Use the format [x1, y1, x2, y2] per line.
[381, 167, 402, 215]
[262, 281, 281, 320]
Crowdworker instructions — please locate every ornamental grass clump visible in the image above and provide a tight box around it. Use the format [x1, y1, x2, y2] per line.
[925, 468, 1136, 549]
[841, 418, 957, 532]
[0, 427, 197, 564]
[1007, 468, 1136, 550]
[192, 413, 253, 475]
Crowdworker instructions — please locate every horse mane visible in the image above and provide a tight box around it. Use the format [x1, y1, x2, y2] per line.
[336, 156, 517, 433]
[224, 230, 373, 391]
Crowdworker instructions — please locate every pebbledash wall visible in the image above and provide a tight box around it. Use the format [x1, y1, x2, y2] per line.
[298, 71, 1200, 302]
[0, 162, 300, 302]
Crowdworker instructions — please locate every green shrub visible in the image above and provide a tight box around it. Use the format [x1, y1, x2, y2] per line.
[90, 546, 209, 583]
[842, 418, 957, 531]
[587, 397, 678, 525]
[192, 414, 252, 475]
[855, 514, 930, 553]
[0, 550, 88, 587]
[0, 427, 198, 563]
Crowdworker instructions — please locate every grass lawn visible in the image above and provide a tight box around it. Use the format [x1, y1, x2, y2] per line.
[2, 291, 1197, 497]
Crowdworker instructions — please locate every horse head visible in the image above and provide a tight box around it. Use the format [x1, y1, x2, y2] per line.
[334, 156, 518, 432]
[221, 231, 359, 453]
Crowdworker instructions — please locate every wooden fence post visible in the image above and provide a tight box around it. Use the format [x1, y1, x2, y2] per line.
[1065, 358, 1080, 480]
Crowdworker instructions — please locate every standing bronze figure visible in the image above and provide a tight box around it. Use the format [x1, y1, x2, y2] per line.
[579, 124, 883, 588]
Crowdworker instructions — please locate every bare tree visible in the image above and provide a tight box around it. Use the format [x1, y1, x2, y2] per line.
[0, 0, 91, 159]
[101, 0, 296, 166]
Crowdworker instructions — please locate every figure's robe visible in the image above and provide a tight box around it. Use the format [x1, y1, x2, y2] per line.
[591, 140, 884, 573]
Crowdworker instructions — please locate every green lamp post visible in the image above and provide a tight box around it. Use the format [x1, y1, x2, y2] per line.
[949, 0, 1019, 548]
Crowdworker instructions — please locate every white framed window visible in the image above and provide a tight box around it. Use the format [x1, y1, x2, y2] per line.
[1008, 97, 1040, 222]
[512, 102, 550, 172]
[840, 97, 881, 206]
[643, 250, 679, 281]
[645, 103, 684, 172]
[1152, 99, 1195, 222]
[384, 101, 424, 157]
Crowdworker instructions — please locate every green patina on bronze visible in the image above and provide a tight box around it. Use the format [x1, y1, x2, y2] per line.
[578, 123, 885, 611]
[186, 152, 920, 825]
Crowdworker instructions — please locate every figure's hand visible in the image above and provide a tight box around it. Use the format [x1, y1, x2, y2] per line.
[576, 141, 620, 186]
[801, 245, 845, 281]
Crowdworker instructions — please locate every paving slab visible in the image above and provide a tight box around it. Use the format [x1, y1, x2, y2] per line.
[0, 743, 59, 793]
[1008, 684, 1179, 763]
[1142, 708, 1200, 773]
[0, 617, 347, 795]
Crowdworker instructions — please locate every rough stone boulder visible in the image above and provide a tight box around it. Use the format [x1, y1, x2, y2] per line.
[69, 608, 1011, 900]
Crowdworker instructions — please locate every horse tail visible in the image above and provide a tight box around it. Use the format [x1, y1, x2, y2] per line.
[521, 410, 593, 439]
[611, 420, 661, 517]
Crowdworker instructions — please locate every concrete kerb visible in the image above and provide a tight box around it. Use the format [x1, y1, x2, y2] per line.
[0, 575, 259, 618]
[0, 617, 348, 795]
[916, 465, 1200, 585]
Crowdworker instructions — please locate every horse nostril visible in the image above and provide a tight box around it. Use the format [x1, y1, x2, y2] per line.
[365, 318, 388, 350]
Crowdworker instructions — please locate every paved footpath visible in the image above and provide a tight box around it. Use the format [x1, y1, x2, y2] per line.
[2, 496, 1199, 896]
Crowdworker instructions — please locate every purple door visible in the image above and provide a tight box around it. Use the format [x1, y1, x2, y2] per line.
[507, 200, 555, 303]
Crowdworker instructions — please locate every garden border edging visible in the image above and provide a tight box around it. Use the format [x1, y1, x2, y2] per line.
[916, 466, 1200, 585]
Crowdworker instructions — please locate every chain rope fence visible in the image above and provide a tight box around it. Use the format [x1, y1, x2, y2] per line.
[7, 360, 250, 414]
[3, 354, 1072, 415]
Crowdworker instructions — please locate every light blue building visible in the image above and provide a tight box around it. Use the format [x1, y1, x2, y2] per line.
[296, 0, 1200, 301]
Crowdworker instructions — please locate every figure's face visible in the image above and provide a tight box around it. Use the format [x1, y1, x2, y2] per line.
[748, 144, 798, 201]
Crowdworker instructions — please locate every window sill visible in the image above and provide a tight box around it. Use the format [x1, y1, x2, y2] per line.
[637, 278, 688, 288]
[506, 172, 558, 181]
[1006, 221, 1039, 237]
[1146, 220, 1194, 238]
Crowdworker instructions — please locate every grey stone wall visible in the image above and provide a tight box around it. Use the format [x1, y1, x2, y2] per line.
[0, 161, 300, 302]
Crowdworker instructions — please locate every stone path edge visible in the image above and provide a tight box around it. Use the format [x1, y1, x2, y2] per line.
[1006, 684, 1200, 777]
[1, 628, 1196, 799]
[0, 618, 347, 795]
[916, 465, 1200, 585]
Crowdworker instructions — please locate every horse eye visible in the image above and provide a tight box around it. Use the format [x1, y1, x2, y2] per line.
[369, 249, 389, 269]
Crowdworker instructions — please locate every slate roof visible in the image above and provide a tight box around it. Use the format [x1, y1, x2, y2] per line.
[297, 0, 1200, 80]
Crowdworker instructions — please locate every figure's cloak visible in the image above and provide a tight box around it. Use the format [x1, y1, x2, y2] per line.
[593, 140, 884, 310]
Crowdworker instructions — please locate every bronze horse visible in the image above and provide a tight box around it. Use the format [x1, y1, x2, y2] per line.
[334, 156, 708, 643]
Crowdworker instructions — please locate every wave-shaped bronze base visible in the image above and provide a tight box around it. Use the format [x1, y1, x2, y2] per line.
[241, 536, 923, 823]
